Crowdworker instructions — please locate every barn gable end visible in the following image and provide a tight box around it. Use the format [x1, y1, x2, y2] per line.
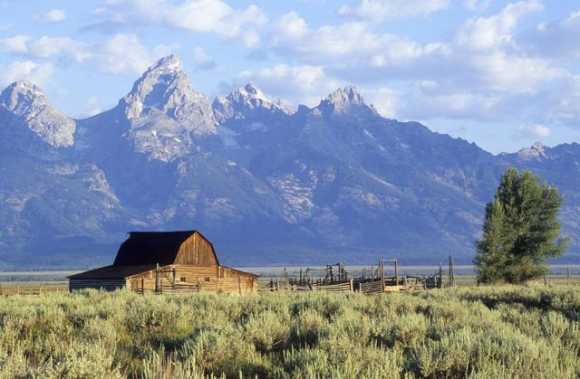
[174, 232, 219, 266]
[112, 230, 219, 267]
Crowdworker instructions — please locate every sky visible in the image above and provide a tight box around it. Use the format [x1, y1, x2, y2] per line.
[1, 0, 580, 154]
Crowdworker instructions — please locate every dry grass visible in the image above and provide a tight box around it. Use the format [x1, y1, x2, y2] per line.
[0, 285, 578, 378]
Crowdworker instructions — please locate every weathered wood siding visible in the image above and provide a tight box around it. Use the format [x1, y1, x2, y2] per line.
[69, 279, 126, 291]
[125, 264, 257, 294]
[174, 233, 218, 266]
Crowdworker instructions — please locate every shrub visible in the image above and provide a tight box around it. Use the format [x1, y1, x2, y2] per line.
[0, 285, 578, 378]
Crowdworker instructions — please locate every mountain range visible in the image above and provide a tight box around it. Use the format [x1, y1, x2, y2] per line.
[1, 55, 579, 269]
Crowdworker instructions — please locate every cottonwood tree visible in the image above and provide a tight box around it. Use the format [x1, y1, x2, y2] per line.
[474, 168, 568, 283]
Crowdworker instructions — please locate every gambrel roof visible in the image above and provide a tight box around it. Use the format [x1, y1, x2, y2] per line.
[112, 230, 219, 266]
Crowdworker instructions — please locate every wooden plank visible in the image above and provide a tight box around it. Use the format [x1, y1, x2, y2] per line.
[175, 233, 219, 266]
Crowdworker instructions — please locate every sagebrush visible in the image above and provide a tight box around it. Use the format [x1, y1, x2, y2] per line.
[0, 285, 578, 378]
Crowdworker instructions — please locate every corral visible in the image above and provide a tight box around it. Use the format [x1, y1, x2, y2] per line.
[267, 258, 453, 294]
[68, 231, 258, 294]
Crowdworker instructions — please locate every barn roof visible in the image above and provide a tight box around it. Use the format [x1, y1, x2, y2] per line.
[112, 230, 217, 266]
[68, 264, 156, 279]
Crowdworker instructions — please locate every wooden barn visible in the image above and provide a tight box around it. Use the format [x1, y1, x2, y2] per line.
[68, 231, 257, 294]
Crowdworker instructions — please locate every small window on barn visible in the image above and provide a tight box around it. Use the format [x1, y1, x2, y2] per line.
[180, 277, 187, 282]
[205, 277, 211, 282]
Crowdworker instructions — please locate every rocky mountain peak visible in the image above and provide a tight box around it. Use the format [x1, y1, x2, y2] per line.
[150, 54, 182, 74]
[119, 55, 216, 136]
[1, 81, 47, 111]
[328, 86, 364, 105]
[317, 86, 377, 116]
[0, 81, 76, 147]
[213, 83, 289, 123]
[517, 142, 549, 160]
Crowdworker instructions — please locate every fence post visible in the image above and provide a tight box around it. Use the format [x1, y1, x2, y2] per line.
[349, 279, 354, 292]
[155, 263, 160, 294]
[448, 256, 455, 288]
[395, 258, 399, 286]
[380, 258, 385, 289]
[438, 264, 443, 289]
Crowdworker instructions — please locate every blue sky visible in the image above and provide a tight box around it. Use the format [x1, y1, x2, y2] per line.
[1, 0, 580, 153]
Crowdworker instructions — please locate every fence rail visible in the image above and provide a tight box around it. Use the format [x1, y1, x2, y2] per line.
[311, 280, 353, 293]
[0, 285, 67, 296]
[359, 280, 384, 294]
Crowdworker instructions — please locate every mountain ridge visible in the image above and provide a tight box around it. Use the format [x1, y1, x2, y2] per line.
[1, 55, 578, 268]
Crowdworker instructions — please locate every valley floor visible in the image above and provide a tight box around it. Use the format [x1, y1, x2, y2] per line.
[0, 285, 579, 378]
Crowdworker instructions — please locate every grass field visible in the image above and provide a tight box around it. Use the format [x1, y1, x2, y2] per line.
[0, 285, 578, 378]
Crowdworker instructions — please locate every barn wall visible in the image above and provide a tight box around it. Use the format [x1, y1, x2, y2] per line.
[198, 276, 257, 294]
[174, 233, 218, 266]
[125, 265, 257, 294]
[126, 269, 157, 292]
[125, 266, 220, 292]
[175, 265, 219, 281]
[69, 279, 126, 291]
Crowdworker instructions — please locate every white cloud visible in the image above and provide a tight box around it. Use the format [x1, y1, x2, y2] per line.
[338, 0, 449, 21]
[277, 12, 308, 40]
[0, 35, 30, 53]
[93, 0, 267, 47]
[0, 60, 54, 87]
[515, 124, 551, 140]
[469, 50, 563, 94]
[41, 9, 66, 23]
[387, 79, 503, 121]
[28, 37, 90, 62]
[261, 6, 568, 127]
[0, 33, 171, 76]
[521, 9, 580, 60]
[272, 14, 448, 66]
[362, 87, 399, 118]
[238, 64, 343, 107]
[456, 0, 543, 50]
[94, 33, 172, 74]
[0, 35, 89, 62]
[464, 0, 491, 11]
[192, 47, 216, 70]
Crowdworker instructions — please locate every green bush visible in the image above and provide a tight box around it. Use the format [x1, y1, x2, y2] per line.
[0, 285, 578, 378]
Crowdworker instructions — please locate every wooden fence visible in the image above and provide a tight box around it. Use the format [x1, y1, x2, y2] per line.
[311, 280, 353, 293]
[0, 285, 67, 296]
[359, 280, 384, 294]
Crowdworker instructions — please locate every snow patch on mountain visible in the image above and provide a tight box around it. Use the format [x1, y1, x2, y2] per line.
[213, 83, 290, 123]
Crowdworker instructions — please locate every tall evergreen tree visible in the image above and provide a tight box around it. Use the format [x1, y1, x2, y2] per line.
[474, 199, 507, 283]
[475, 168, 568, 283]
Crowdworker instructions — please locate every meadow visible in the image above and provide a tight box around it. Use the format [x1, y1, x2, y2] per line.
[0, 285, 578, 378]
